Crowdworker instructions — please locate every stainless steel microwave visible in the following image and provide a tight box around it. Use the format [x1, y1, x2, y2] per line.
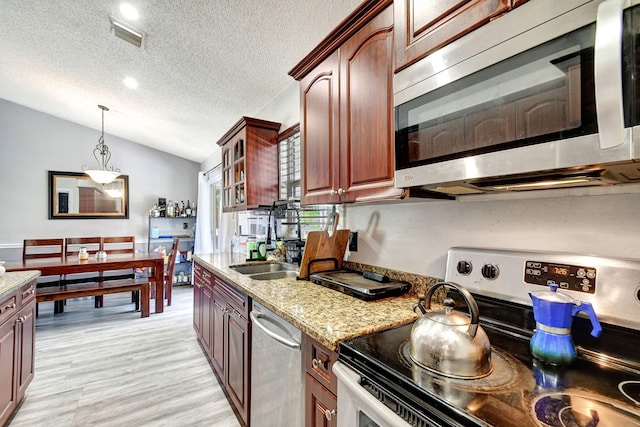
[394, 0, 640, 196]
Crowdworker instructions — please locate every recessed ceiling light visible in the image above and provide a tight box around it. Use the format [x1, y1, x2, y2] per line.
[123, 77, 138, 89]
[119, 3, 139, 20]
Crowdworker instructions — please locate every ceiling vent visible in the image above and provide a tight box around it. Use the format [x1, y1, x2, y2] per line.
[109, 16, 146, 48]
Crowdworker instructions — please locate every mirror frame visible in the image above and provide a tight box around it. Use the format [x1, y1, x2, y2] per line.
[48, 170, 129, 219]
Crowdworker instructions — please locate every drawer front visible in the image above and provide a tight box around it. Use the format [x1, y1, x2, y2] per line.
[304, 335, 338, 394]
[214, 277, 249, 318]
[0, 293, 18, 325]
[194, 262, 213, 289]
[20, 280, 36, 306]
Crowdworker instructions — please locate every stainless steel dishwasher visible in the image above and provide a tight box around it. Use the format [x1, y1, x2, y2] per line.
[250, 301, 303, 426]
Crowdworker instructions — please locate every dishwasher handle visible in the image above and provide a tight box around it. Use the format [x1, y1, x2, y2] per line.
[250, 311, 301, 350]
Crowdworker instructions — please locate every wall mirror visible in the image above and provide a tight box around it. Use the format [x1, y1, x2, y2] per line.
[48, 171, 129, 219]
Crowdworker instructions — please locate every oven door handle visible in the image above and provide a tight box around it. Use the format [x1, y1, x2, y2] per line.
[595, 0, 625, 149]
[333, 361, 412, 427]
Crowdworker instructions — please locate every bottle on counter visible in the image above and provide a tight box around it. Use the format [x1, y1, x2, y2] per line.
[167, 200, 174, 217]
[185, 200, 192, 217]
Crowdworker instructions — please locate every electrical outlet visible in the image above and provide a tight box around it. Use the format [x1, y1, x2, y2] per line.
[349, 231, 358, 252]
[183, 222, 188, 229]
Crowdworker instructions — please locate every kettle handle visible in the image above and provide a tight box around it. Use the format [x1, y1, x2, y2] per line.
[424, 281, 480, 338]
[572, 302, 603, 338]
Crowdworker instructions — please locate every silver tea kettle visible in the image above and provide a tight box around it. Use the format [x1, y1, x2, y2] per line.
[410, 282, 492, 379]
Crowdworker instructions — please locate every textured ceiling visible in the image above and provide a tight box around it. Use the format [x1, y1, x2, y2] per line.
[0, 0, 362, 162]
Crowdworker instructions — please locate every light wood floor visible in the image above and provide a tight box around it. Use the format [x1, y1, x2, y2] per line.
[8, 287, 240, 427]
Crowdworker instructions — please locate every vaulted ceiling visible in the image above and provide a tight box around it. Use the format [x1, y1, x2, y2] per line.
[0, 0, 362, 163]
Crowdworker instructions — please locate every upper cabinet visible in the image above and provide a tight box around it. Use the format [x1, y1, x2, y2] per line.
[217, 117, 281, 211]
[290, 0, 401, 205]
[394, 0, 527, 72]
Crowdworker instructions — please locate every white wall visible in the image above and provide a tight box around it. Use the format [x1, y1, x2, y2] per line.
[200, 82, 640, 278]
[0, 99, 199, 259]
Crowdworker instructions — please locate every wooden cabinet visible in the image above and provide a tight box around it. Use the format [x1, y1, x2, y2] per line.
[292, 1, 402, 204]
[394, 0, 511, 72]
[306, 374, 337, 427]
[193, 262, 214, 360]
[299, 52, 340, 204]
[193, 262, 250, 426]
[304, 335, 338, 427]
[0, 280, 36, 427]
[212, 276, 251, 425]
[217, 117, 281, 212]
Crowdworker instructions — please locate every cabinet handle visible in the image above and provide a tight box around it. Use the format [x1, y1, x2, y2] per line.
[16, 316, 24, 324]
[337, 188, 345, 196]
[330, 189, 337, 196]
[3, 302, 16, 312]
[312, 358, 325, 370]
[325, 409, 336, 421]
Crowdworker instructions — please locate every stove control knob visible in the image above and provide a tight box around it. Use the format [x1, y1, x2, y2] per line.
[456, 260, 472, 275]
[481, 264, 499, 280]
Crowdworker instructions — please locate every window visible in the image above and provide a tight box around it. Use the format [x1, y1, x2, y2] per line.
[278, 125, 301, 200]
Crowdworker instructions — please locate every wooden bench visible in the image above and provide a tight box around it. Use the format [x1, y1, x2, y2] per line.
[36, 278, 150, 317]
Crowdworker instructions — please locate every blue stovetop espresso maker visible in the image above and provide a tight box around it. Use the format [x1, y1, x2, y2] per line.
[529, 283, 602, 366]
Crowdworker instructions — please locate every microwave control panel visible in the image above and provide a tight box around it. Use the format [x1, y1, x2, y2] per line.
[524, 261, 596, 294]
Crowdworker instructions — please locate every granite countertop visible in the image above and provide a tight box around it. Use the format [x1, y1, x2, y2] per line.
[194, 253, 429, 351]
[0, 270, 40, 299]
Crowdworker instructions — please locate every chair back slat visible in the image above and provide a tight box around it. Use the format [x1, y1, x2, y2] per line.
[23, 238, 64, 259]
[166, 238, 180, 280]
[65, 237, 102, 256]
[101, 236, 135, 254]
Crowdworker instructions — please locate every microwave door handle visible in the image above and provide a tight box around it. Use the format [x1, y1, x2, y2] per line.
[595, 0, 625, 149]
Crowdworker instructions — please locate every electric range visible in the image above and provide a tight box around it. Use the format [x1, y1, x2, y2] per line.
[335, 248, 640, 427]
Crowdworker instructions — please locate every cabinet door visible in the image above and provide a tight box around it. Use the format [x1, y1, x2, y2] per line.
[394, 0, 510, 72]
[201, 285, 214, 361]
[339, 5, 400, 202]
[305, 374, 337, 427]
[211, 293, 226, 380]
[300, 51, 340, 205]
[193, 280, 202, 336]
[0, 316, 17, 427]
[221, 140, 235, 211]
[226, 310, 249, 425]
[16, 302, 35, 401]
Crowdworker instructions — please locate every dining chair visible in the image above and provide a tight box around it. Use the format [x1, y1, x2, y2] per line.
[97, 236, 136, 308]
[65, 237, 102, 256]
[23, 238, 64, 314]
[149, 237, 180, 306]
[63, 237, 102, 287]
[23, 238, 64, 259]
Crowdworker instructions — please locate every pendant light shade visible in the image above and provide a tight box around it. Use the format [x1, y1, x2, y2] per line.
[82, 105, 121, 184]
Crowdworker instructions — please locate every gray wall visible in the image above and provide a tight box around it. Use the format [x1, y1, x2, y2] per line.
[200, 82, 640, 279]
[0, 99, 199, 260]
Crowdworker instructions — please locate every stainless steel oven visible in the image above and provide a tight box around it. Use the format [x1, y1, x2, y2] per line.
[335, 248, 640, 427]
[334, 361, 413, 427]
[394, 0, 640, 196]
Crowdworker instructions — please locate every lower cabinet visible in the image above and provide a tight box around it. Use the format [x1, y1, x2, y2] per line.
[304, 335, 338, 427]
[193, 262, 250, 426]
[0, 280, 36, 427]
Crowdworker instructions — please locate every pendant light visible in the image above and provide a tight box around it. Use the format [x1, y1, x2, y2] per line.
[82, 105, 121, 184]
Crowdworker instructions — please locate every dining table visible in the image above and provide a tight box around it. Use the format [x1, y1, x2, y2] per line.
[4, 252, 166, 314]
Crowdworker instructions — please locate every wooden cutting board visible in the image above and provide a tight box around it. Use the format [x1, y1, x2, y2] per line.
[298, 213, 350, 279]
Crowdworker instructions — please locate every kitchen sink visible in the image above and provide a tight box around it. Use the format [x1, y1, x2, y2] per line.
[247, 270, 299, 281]
[230, 262, 295, 275]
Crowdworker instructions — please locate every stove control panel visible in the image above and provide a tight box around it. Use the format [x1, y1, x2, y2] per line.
[445, 247, 640, 331]
[524, 260, 596, 294]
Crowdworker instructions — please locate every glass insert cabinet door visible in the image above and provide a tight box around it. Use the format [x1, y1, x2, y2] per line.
[48, 170, 129, 219]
